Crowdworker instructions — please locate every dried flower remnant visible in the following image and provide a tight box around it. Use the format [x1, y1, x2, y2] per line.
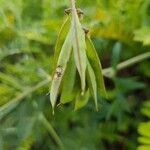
[53, 66, 64, 80]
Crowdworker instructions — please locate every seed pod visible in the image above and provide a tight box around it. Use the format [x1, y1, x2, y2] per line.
[87, 60, 98, 111]
[85, 36, 107, 98]
[53, 16, 71, 70]
[50, 27, 73, 113]
[60, 52, 76, 104]
[71, 5, 87, 94]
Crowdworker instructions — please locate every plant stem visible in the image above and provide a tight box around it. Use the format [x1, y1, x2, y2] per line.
[102, 52, 150, 77]
[117, 52, 150, 70]
[38, 113, 65, 150]
[70, 0, 76, 8]
[0, 77, 51, 120]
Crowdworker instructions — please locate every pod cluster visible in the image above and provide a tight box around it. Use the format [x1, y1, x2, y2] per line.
[50, 7, 107, 113]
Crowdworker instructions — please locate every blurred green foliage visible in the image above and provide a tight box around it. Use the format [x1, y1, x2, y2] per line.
[0, 0, 150, 150]
[138, 101, 150, 150]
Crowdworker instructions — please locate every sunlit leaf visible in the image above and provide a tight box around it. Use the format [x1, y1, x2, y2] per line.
[138, 122, 150, 138]
[137, 145, 150, 150]
[134, 27, 150, 46]
[138, 136, 150, 145]
[138, 100, 150, 150]
[0, 72, 22, 90]
[141, 101, 150, 118]
[20, 31, 50, 44]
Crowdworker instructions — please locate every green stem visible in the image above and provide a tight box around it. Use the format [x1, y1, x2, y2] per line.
[117, 52, 150, 70]
[0, 77, 51, 120]
[38, 113, 65, 150]
[70, 0, 76, 7]
[102, 52, 150, 77]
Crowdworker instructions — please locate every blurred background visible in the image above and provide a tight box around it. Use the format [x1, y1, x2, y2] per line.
[0, 0, 150, 150]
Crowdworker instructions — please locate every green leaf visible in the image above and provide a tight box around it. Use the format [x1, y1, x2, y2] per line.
[50, 27, 73, 113]
[138, 101, 150, 150]
[53, 16, 71, 69]
[0, 72, 22, 90]
[71, 8, 87, 94]
[137, 145, 150, 150]
[138, 122, 150, 138]
[111, 42, 122, 71]
[85, 36, 107, 98]
[138, 136, 150, 145]
[21, 31, 50, 44]
[60, 52, 76, 104]
[75, 89, 90, 110]
[141, 101, 150, 118]
[134, 26, 150, 46]
[87, 60, 98, 111]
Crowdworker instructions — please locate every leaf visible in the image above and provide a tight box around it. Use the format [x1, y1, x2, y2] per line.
[50, 27, 73, 113]
[87, 60, 98, 111]
[138, 136, 150, 145]
[138, 122, 150, 150]
[21, 31, 50, 44]
[141, 101, 150, 118]
[53, 16, 71, 69]
[138, 122, 150, 138]
[0, 72, 22, 90]
[85, 36, 107, 98]
[71, 8, 87, 94]
[75, 89, 90, 111]
[60, 52, 76, 104]
[137, 145, 150, 150]
[134, 26, 150, 46]
[111, 42, 122, 71]
[137, 101, 150, 150]
[116, 77, 145, 92]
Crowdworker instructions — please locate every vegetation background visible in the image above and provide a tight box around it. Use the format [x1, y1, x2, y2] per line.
[0, 0, 150, 150]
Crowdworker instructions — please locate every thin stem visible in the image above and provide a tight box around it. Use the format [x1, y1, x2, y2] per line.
[117, 52, 150, 70]
[38, 113, 65, 150]
[0, 77, 51, 120]
[70, 0, 76, 8]
[102, 52, 150, 77]
[70, 0, 76, 18]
